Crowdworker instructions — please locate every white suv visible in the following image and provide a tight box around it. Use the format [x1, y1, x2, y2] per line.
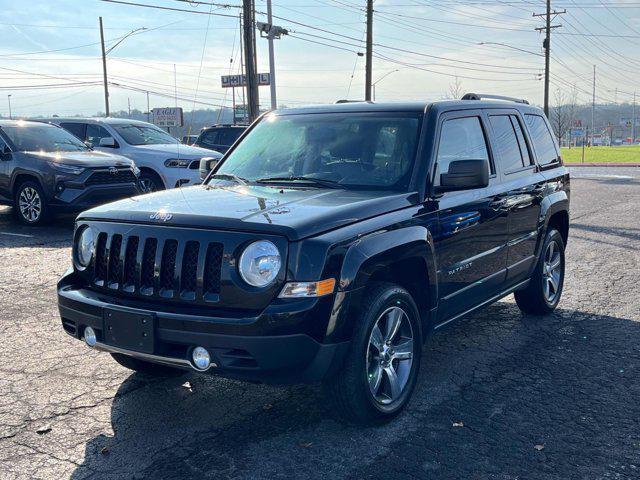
[45, 118, 222, 192]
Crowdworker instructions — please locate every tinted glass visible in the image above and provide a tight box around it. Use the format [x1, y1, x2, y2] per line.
[2, 123, 88, 152]
[112, 124, 177, 145]
[86, 124, 112, 146]
[511, 115, 532, 166]
[525, 114, 559, 166]
[489, 115, 525, 172]
[437, 116, 489, 175]
[219, 128, 243, 145]
[214, 113, 421, 190]
[197, 130, 219, 147]
[60, 122, 86, 140]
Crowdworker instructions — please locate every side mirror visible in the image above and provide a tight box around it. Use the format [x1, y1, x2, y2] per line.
[99, 137, 116, 148]
[83, 140, 93, 149]
[437, 159, 489, 193]
[199, 157, 219, 181]
[0, 145, 11, 161]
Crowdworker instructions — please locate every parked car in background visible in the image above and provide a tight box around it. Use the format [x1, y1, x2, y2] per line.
[182, 135, 198, 145]
[0, 120, 140, 225]
[194, 124, 246, 154]
[41, 118, 221, 193]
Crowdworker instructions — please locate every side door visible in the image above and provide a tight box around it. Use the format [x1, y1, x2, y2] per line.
[486, 110, 544, 284]
[433, 111, 509, 323]
[0, 134, 13, 198]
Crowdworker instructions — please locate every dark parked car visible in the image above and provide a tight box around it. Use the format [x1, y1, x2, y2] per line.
[194, 124, 246, 153]
[58, 95, 569, 424]
[0, 120, 140, 225]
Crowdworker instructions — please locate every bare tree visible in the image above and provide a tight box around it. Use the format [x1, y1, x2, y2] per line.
[448, 76, 463, 100]
[551, 88, 570, 147]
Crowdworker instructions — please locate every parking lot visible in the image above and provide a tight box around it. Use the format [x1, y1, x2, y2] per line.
[0, 167, 638, 480]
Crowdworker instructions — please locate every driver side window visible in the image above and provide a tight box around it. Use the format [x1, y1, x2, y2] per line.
[436, 117, 490, 182]
[86, 124, 112, 147]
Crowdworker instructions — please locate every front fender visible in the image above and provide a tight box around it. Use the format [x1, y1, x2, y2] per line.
[323, 226, 437, 342]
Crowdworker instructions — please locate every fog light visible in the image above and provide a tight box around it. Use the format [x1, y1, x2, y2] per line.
[192, 346, 211, 370]
[84, 326, 97, 347]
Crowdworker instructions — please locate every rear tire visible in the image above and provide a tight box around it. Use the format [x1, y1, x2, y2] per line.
[515, 228, 565, 315]
[14, 180, 50, 225]
[323, 282, 422, 425]
[110, 353, 184, 377]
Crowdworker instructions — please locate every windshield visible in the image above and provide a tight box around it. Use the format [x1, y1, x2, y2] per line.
[112, 123, 178, 145]
[2, 123, 89, 152]
[212, 113, 421, 190]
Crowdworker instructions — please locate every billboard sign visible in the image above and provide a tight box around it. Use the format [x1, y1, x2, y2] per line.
[221, 73, 271, 88]
[620, 118, 640, 128]
[151, 107, 183, 127]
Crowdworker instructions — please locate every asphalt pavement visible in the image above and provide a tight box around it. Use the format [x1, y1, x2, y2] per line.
[1, 166, 639, 479]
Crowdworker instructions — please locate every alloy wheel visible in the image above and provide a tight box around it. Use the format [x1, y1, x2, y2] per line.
[139, 177, 157, 193]
[366, 306, 415, 405]
[543, 240, 562, 303]
[18, 187, 42, 223]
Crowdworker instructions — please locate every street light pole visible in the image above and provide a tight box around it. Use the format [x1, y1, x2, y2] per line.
[372, 69, 399, 101]
[99, 18, 147, 118]
[266, 0, 277, 110]
[7, 95, 12, 120]
[99, 17, 110, 117]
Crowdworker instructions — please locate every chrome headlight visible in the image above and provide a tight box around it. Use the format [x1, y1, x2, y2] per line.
[238, 240, 281, 287]
[164, 158, 190, 168]
[75, 226, 94, 269]
[47, 161, 85, 175]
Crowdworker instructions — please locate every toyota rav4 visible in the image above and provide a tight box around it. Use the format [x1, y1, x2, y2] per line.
[58, 95, 570, 424]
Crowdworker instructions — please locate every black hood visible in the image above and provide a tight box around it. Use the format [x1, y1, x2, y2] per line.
[78, 184, 417, 240]
[24, 150, 135, 168]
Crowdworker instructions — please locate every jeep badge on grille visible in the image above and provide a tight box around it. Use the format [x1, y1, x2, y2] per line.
[150, 211, 173, 222]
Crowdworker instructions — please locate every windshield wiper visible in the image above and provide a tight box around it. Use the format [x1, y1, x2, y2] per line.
[209, 173, 248, 185]
[255, 176, 343, 189]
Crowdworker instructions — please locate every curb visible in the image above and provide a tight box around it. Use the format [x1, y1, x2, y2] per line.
[565, 163, 640, 167]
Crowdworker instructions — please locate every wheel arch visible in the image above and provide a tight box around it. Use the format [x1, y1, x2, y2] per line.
[11, 172, 44, 197]
[138, 167, 166, 189]
[336, 226, 438, 341]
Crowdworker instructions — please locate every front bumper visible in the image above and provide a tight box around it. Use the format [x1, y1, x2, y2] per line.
[58, 274, 349, 384]
[51, 183, 140, 212]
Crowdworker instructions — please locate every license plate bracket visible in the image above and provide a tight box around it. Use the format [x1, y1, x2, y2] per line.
[103, 309, 154, 354]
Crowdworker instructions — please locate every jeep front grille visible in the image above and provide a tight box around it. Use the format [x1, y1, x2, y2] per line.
[91, 233, 223, 303]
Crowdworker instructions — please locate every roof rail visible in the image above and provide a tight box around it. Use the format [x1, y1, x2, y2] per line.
[461, 93, 529, 105]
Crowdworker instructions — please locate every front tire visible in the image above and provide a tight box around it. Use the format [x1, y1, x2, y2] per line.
[110, 353, 184, 377]
[324, 282, 422, 425]
[14, 180, 49, 225]
[138, 170, 165, 193]
[515, 228, 565, 315]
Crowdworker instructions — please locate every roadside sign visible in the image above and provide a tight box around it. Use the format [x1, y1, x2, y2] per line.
[570, 128, 584, 137]
[619, 118, 639, 128]
[151, 107, 183, 127]
[221, 73, 271, 88]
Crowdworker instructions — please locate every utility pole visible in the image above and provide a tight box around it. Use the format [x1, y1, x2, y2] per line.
[7, 95, 11, 120]
[592, 64, 596, 146]
[146, 91, 150, 122]
[534, 1, 565, 117]
[633, 91, 636, 144]
[99, 17, 110, 117]
[242, 0, 259, 122]
[365, 0, 373, 101]
[127, 97, 131, 116]
[266, 0, 277, 110]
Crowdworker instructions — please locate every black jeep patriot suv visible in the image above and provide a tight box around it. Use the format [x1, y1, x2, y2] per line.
[58, 95, 570, 424]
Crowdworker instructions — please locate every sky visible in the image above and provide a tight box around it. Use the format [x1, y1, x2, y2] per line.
[1, 0, 640, 118]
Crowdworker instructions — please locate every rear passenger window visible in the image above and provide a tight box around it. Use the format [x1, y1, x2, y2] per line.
[489, 115, 528, 172]
[60, 122, 86, 141]
[511, 116, 532, 166]
[525, 114, 559, 166]
[437, 116, 490, 176]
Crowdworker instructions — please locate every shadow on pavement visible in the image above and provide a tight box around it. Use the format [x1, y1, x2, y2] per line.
[69, 303, 640, 479]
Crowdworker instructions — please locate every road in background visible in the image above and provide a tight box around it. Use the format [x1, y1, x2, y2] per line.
[1, 168, 639, 479]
